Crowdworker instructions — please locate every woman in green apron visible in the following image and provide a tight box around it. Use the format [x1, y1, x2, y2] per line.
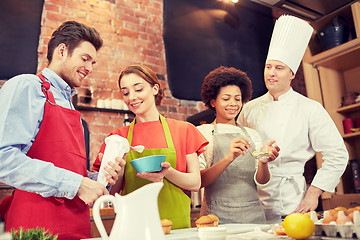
[93, 65, 208, 229]
[196, 66, 280, 224]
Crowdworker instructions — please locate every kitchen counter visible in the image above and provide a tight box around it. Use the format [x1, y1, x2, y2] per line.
[82, 224, 274, 239]
[82, 224, 270, 240]
[83, 223, 359, 240]
[166, 224, 359, 240]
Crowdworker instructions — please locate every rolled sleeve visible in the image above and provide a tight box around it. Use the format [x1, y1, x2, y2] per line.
[198, 153, 207, 170]
[44, 169, 83, 199]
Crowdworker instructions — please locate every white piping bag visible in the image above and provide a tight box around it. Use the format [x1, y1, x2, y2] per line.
[97, 135, 130, 186]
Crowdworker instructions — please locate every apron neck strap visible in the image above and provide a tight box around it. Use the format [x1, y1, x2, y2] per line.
[38, 74, 56, 105]
[127, 114, 175, 149]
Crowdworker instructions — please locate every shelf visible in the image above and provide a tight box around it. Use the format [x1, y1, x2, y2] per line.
[72, 94, 133, 114]
[304, 1, 360, 208]
[337, 102, 360, 114]
[76, 105, 133, 114]
[308, 37, 360, 71]
[343, 131, 360, 139]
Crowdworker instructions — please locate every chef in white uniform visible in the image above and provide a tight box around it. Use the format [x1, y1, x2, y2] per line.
[238, 15, 349, 222]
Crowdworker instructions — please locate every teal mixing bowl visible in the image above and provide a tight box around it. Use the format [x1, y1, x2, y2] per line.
[130, 155, 166, 173]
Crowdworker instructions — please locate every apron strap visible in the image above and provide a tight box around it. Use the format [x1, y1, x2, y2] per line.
[37, 74, 56, 105]
[277, 175, 302, 210]
[127, 118, 136, 144]
[159, 114, 175, 149]
[127, 114, 175, 150]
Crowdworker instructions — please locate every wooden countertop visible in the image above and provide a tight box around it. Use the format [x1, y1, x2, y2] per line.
[90, 207, 114, 218]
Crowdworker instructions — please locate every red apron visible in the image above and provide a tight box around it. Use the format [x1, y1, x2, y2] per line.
[5, 74, 91, 240]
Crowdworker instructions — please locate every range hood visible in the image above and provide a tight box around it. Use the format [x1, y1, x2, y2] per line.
[250, 0, 358, 22]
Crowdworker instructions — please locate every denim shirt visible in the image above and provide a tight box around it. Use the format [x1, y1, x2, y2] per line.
[0, 68, 88, 199]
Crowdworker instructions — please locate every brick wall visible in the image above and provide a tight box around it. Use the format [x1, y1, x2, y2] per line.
[37, 0, 206, 168]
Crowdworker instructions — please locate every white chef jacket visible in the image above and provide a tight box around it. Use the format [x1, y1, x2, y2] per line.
[238, 88, 348, 220]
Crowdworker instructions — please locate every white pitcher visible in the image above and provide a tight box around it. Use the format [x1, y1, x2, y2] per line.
[93, 182, 165, 240]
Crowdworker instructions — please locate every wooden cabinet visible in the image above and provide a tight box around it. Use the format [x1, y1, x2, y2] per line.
[302, 2, 360, 209]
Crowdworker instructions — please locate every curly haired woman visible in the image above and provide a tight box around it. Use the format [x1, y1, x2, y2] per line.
[197, 66, 280, 224]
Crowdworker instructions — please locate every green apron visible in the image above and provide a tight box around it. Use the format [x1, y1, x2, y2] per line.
[122, 114, 191, 229]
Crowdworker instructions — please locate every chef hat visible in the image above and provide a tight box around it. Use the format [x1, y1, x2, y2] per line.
[266, 15, 314, 74]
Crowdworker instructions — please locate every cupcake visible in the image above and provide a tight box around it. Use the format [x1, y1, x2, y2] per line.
[161, 219, 173, 235]
[195, 214, 219, 228]
[208, 214, 219, 227]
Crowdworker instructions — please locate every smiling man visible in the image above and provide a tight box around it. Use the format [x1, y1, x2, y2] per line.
[0, 21, 123, 239]
[238, 15, 348, 223]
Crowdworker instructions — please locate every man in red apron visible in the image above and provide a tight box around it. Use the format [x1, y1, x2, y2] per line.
[0, 21, 123, 239]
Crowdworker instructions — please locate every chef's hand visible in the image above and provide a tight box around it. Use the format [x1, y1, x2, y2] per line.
[136, 161, 171, 182]
[293, 185, 323, 213]
[98, 153, 126, 186]
[77, 177, 109, 207]
[225, 137, 251, 162]
[259, 140, 280, 163]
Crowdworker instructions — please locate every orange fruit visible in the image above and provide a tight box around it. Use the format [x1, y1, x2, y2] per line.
[282, 213, 315, 239]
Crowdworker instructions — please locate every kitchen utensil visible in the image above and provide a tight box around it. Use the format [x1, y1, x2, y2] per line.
[130, 155, 166, 173]
[93, 182, 165, 240]
[97, 135, 129, 186]
[130, 145, 145, 153]
[317, 16, 349, 51]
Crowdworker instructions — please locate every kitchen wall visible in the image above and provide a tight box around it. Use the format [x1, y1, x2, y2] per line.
[36, 0, 207, 168]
